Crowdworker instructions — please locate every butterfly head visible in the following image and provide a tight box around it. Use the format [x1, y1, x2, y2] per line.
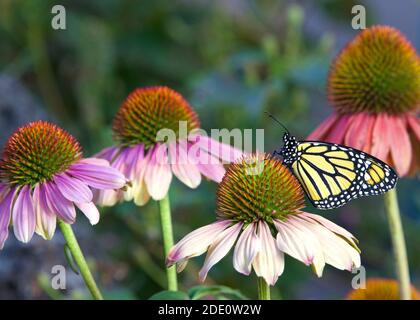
[277, 133, 299, 165]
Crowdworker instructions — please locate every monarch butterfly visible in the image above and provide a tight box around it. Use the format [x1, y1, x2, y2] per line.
[267, 113, 398, 210]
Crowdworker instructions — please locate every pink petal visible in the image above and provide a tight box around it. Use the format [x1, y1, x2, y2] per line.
[190, 134, 243, 163]
[44, 182, 76, 224]
[275, 219, 318, 266]
[299, 212, 358, 246]
[370, 113, 391, 162]
[78, 157, 111, 166]
[323, 114, 351, 144]
[199, 222, 243, 282]
[195, 149, 226, 183]
[389, 116, 412, 176]
[233, 223, 260, 275]
[167, 220, 232, 269]
[93, 189, 121, 207]
[299, 217, 361, 271]
[307, 113, 339, 140]
[33, 184, 56, 240]
[275, 217, 325, 277]
[68, 161, 126, 190]
[94, 146, 119, 161]
[75, 202, 100, 225]
[0, 188, 15, 249]
[12, 186, 36, 243]
[252, 221, 284, 286]
[344, 113, 373, 150]
[144, 144, 172, 200]
[407, 114, 420, 141]
[169, 141, 201, 189]
[54, 173, 93, 203]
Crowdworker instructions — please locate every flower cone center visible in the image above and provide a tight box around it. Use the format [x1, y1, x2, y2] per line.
[112, 86, 200, 148]
[0, 121, 82, 186]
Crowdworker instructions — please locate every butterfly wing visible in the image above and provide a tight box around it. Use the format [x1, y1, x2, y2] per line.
[290, 141, 398, 209]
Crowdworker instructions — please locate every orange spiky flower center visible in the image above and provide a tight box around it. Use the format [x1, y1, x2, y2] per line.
[0, 121, 82, 186]
[328, 25, 420, 114]
[347, 278, 419, 300]
[112, 86, 200, 148]
[216, 153, 305, 224]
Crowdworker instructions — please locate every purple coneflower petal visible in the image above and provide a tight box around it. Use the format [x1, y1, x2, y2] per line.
[144, 144, 172, 200]
[75, 202, 100, 225]
[12, 186, 36, 243]
[169, 141, 201, 189]
[307, 113, 338, 140]
[233, 223, 260, 275]
[371, 113, 391, 162]
[344, 113, 370, 150]
[44, 182, 76, 224]
[167, 220, 231, 271]
[325, 114, 351, 143]
[389, 116, 411, 176]
[252, 221, 284, 286]
[121, 145, 143, 201]
[0, 188, 15, 249]
[407, 114, 420, 140]
[54, 173, 93, 203]
[299, 212, 358, 246]
[94, 146, 119, 161]
[78, 157, 110, 166]
[93, 188, 120, 207]
[33, 184, 56, 240]
[68, 160, 126, 190]
[305, 219, 360, 271]
[199, 222, 242, 282]
[190, 134, 243, 163]
[275, 217, 325, 277]
[195, 149, 226, 183]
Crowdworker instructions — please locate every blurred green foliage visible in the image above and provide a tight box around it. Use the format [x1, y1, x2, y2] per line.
[0, 0, 419, 299]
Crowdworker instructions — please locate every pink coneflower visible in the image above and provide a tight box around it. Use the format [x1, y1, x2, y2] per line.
[0, 121, 126, 299]
[0, 121, 126, 247]
[309, 26, 420, 177]
[167, 154, 361, 299]
[308, 25, 418, 300]
[94, 86, 242, 206]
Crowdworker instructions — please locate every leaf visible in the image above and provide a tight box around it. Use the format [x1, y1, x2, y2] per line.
[188, 285, 248, 300]
[149, 290, 190, 300]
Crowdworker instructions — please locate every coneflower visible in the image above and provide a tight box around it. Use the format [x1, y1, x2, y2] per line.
[94, 86, 242, 291]
[347, 278, 419, 300]
[0, 121, 126, 299]
[308, 25, 420, 300]
[167, 154, 360, 299]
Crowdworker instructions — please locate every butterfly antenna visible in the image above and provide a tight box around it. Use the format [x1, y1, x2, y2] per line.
[264, 111, 290, 135]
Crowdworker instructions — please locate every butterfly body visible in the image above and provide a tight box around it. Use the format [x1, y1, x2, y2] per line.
[275, 132, 398, 210]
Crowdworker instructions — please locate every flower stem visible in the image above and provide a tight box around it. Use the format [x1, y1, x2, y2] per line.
[58, 221, 103, 300]
[159, 194, 178, 291]
[383, 188, 411, 300]
[257, 277, 270, 300]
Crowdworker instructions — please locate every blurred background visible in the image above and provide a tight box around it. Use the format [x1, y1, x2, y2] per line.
[0, 0, 419, 299]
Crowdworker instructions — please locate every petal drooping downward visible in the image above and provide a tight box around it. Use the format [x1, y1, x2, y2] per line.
[33, 184, 56, 240]
[233, 223, 260, 275]
[0, 188, 15, 249]
[199, 222, 242, 282]
[252, 221, 284, 286]
[12, 186, 36, 243]
[144, 145, 172, 200]
[167, 220, 232, 270]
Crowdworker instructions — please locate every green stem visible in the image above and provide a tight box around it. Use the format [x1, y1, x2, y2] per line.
[257, 277, 270, 300]
[383, 189, 411, 300]
[159, 194, 178, 291]
[58, 221, 103, 300]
